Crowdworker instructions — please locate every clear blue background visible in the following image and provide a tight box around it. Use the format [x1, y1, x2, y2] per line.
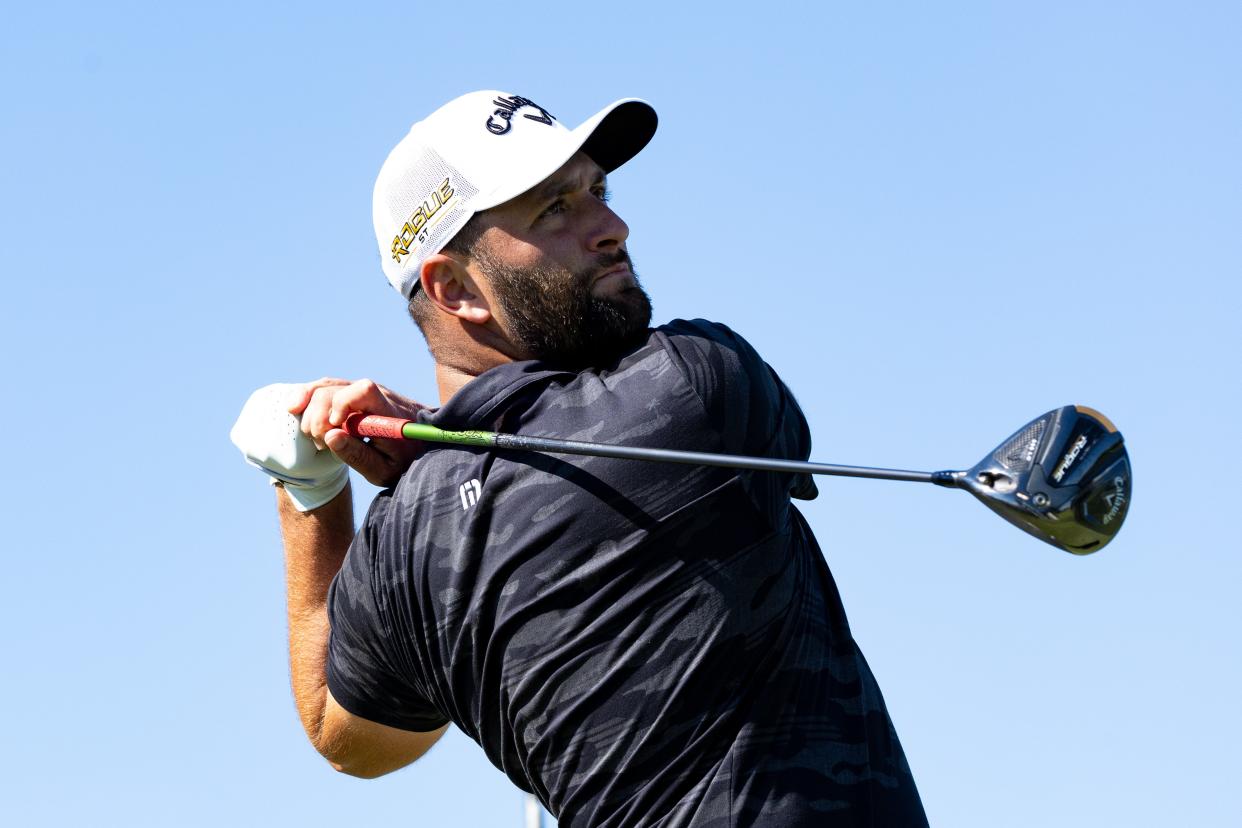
[3, 2, 1238, 826]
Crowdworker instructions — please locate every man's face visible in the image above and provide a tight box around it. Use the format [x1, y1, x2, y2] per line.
[468, 152, 653, 369]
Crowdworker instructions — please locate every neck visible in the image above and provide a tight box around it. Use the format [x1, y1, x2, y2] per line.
[428, 317, 527, 404]
[435, 362, 478, 405]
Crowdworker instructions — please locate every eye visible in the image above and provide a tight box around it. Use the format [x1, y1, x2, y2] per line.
[540, 198, 567, 218]
[593, 186, 611, 203]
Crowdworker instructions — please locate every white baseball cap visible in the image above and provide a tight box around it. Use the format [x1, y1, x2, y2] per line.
[373, 91, 658, 298]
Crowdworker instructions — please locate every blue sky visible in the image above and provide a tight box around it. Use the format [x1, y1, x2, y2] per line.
[2, 2, 1239, 826]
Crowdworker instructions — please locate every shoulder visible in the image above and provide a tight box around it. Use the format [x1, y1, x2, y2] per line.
[648, 319, 770, 403]
[653, 319, 766, 371]
[505, 320, 764, 435]
[657, 318, 751, 347]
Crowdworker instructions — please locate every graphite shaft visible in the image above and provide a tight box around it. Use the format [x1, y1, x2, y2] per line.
[347, 415, 947, 485]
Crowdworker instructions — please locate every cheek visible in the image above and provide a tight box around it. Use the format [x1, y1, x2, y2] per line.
[484, 225, 592, 279]
[491, 236, 552, 270]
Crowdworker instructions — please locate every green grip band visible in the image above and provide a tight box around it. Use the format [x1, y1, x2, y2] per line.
[401, 422, 496, 448]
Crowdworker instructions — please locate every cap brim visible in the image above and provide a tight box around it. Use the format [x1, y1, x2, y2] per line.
[574, 98, 658, 173]
[472, 98, 657, 212]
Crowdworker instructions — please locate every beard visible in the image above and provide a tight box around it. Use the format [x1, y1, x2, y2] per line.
[478, 249, 653, 370]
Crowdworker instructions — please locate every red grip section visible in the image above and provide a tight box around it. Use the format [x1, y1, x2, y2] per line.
[342, 412, 410, 439]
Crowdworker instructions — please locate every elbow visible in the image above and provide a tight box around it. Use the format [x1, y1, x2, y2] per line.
[307, 697, 445, 778]
[312, 738, 396, 779]
[326, 757, 391, 779]
[314, 734, 411, 779]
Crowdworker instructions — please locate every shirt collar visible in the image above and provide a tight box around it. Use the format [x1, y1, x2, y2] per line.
[421, 360, 573, 431]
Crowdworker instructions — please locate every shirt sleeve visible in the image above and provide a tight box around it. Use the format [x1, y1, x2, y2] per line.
[325, 489, 450, 733]
[661, 319, 818, 500]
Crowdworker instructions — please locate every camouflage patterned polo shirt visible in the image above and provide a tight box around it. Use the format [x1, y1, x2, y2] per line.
[326, 319, 927, 827]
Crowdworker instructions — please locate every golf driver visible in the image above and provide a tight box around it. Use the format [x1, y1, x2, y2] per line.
[342, 405, 1131, 555]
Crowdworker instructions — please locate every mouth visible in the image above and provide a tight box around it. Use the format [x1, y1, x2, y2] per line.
[592, 264, 634, 290]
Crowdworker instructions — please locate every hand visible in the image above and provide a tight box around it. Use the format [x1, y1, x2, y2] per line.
[288, 378, 427, 488]
[230, 383, 350, 512]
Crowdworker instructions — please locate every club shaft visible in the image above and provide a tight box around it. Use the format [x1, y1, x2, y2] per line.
[495, 432, 939, 482]
[348, 415, 947, 484]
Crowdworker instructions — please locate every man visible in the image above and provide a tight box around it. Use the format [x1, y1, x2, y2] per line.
[232, 91, 928, 827]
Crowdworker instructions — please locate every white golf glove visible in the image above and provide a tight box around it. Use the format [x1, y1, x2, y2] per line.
[230, 383, 349, 512]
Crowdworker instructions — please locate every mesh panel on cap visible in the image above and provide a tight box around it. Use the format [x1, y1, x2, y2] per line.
[384, 147, 479, 292]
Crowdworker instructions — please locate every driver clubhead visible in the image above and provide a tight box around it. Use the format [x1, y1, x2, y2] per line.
[957, 405, 1131, 554]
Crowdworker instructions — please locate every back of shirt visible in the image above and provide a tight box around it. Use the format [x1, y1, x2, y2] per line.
[327, 320, 926, 827]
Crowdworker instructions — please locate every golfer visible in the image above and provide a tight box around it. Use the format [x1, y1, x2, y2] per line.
[232, 91, 928, 827]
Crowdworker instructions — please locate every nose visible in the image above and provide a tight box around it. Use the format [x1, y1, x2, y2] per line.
[586, 200, 629, 253]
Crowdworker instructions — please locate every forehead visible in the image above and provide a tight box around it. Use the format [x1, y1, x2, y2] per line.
[511, 152, 606, 207]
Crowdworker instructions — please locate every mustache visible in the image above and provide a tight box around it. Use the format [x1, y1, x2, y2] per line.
[582, 249, 633, 283]
[595, 249, 631, 271]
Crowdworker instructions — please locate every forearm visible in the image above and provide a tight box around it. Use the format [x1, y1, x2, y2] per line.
[277, 480, 355, 748]
[235, 379, 443, 775]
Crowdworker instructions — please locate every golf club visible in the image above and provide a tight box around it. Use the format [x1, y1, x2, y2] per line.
[342, 405, 1131, 555]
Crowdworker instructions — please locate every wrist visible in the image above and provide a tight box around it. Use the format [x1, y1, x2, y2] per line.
[277, 479, 354, 573]
[277, 463, 350, 512]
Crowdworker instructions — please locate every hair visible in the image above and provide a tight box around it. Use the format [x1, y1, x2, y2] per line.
[441, 213, 486, 258]
[406, 213, 487, 342]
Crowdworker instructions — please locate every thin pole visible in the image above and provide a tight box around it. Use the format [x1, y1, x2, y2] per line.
[524, 793, 544, 828]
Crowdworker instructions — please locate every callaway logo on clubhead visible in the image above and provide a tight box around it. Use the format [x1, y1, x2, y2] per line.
[1101, 476, 1128, 525]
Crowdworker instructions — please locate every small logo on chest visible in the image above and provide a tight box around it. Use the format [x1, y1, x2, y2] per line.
[459, 479, 482, 511]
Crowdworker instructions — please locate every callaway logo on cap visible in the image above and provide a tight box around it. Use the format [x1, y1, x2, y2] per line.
[373, 90, 658, 298]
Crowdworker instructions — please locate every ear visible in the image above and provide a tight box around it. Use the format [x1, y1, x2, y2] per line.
[419, 254, 493, 325]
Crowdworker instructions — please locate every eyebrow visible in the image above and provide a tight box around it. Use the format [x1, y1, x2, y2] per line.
[532, 168, 607, 204]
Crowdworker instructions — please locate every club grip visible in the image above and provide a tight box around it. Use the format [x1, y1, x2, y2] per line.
[342, 412, 412, 439]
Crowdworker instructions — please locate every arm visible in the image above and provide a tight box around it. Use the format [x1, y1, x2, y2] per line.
[270, 378, 446, 776]
[278, 480, 447, 778]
